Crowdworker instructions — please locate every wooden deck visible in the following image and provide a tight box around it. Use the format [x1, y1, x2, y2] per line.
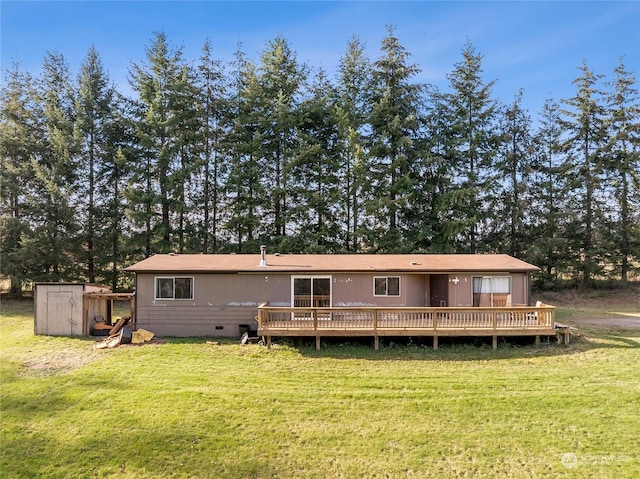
[257, 303, 556, 350]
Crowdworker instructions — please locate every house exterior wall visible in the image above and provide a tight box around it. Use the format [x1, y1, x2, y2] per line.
[332, 273, 425, 307]
[447, 273, 529, 307]
[133, 271, 530, 337]
[512, 273, 529, 305]
[134, 273, 290, 337]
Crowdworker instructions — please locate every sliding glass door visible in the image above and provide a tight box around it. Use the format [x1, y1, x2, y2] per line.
[292, 276, 331, 308]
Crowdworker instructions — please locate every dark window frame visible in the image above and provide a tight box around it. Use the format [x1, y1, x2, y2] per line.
[373, 276, 401, 297]
[154, 276, 194, 300]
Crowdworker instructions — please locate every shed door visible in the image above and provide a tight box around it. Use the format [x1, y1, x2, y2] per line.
[46, 291, 79, 336]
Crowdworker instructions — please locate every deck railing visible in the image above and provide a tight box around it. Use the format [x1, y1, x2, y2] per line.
[256, 303, 556, 350]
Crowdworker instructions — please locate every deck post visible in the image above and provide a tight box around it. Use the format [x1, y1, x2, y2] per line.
[313, 309, 320, 350]
[492, 310, 498, 350]
[433, 311, 439, 350]
[267, 336, 272, 350]
[535, 335, 540, 346]
[374, 336, 379, 351]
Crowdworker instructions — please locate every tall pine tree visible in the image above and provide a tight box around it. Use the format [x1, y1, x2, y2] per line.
[335, 36, 372, 251]
[366, 27, 423, 252]
[224, 47, 265, 252]
[529, 98, 570, 287]
[603, 58, 640, 282]
[256, 36, 306, 245]
[129, 32, 191, 254]
[441, 41, 499, 253]
[0, 64, 39, 295]
[489, 89, 534, 257]
[20, 52, 81, 281]
[75, 46, 117, 283]
[560, 60, 608, 284]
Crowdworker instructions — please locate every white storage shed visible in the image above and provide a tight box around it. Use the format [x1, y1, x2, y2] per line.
[34, 283, 110, 336]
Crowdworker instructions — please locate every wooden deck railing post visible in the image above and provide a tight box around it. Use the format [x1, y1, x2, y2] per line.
[492, 309, 498, 350]
[313, 309, 320, 351]
[433, 311, 438, 350]
[373, 309, 379, 351]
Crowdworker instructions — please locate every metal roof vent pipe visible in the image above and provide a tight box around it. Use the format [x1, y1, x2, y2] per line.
[259, 245, 267, 267]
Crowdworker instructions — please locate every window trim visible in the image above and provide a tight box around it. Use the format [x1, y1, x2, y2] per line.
[373, 276, 401, 297]
[154, 276, 194, 300]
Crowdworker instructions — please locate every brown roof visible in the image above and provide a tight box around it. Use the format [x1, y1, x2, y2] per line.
[125, 253, 539, 274]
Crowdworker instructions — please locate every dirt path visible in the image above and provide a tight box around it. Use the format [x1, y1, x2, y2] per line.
[566, 312, 640, 329]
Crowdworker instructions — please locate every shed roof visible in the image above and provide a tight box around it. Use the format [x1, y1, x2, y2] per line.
[125, 253, 539, 274]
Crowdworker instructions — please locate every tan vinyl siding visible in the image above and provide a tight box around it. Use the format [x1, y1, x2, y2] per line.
[449, 274, 473, 307]
[511, 273, 528, 305]
[404, 275, 427, 307]
[332, 274, 426, 307]
[135, 273, 292, 337]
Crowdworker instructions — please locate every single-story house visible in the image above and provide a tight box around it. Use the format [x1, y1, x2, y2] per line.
[125, 249, 545, 341]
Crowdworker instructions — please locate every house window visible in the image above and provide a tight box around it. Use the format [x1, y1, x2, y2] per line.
[472, 276, 511, 307]
[374, 277, 400, 297]
[155, 277, 194, 300]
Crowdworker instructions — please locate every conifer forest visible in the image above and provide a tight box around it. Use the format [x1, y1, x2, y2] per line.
[1, 29, 638, 294]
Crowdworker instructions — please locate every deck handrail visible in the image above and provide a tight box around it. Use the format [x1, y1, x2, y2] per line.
[257, 304, 556, 332]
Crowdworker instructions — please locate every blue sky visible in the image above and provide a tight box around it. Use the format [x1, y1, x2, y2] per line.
[2, 1, 639, 117]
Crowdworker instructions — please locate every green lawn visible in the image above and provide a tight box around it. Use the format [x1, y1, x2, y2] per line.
[1, 299, 639, 478]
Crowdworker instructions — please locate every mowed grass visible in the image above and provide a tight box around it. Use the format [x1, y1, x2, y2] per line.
[1, 299, 639, 478]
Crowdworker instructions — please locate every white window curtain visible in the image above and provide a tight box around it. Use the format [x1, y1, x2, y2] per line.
[473, 276, 511, 306]
[481, 276, 510, 294]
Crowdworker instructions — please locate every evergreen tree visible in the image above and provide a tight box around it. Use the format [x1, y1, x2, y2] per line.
[20, 52, 81, 282]
[366, 27, 423, 252]
[193, 39, 229, 253]
[441, 41, 499, 253]
[529, 98, 570, 287]
[75, 46, 117, 283]
[335, 36, 372, 251]
[489, 89, 534, 257]
[603, 58, 640, 282]
[224, 47, 265, 252]
[96, 90, 137, 290]
[560, 60, 608, 284]
[289, 69, 342, 252]
[417, 87, 464, 253]
[172, 64, 199, 254]
[0, 64, 38, 296]
[128, 32, 191, 254]
[256, 36, 306, 244]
